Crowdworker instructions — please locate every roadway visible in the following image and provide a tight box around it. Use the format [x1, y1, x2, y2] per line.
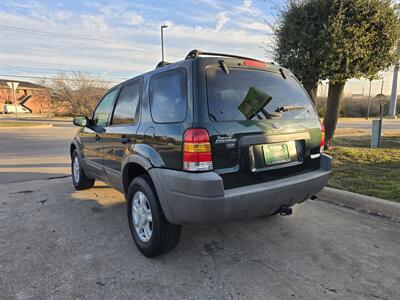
[0, 121, 75, 183]
[336, 118, 400, 130]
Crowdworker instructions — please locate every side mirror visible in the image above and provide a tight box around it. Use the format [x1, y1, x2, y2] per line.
[73, 116, 89, 127]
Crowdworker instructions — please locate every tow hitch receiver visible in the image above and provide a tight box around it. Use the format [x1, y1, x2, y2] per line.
[279, 206, 292, 216]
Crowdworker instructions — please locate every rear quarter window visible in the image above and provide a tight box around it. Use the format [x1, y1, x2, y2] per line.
[206, 68, 316, 121]
[111, 81, 141, 125]
[150, 68, 187, 123]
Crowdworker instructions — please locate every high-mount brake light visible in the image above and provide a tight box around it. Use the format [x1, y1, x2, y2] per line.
[243, 60, 266, 68]
[320, 121, 325, 152]
[183, 128, 213, 172]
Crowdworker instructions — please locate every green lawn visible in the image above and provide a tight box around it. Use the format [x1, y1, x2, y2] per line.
[327, 136, 400, 202]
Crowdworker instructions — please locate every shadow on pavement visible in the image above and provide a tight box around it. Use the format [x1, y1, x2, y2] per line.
[0, 163, 70, 168]
[0, 172, 70, 184]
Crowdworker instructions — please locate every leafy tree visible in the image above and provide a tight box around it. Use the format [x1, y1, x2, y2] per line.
[273, 0, 399, 148]
[322, 0, 400, 147]
[274, 0, 332, 103]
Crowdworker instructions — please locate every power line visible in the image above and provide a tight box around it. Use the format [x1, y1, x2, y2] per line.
[0, 25, 147, 50]
[1, 63, 128, 77]
[1, 59, 140, 77]
[2, 58, 132, 72]
[0, 74, 121, 84]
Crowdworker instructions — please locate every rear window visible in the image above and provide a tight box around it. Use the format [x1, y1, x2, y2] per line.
[206, 68, 315, 121]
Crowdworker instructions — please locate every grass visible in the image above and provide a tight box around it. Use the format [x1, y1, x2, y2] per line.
[333, 134, 400, 148]
[0, 121, 50, 127]
[327, 135, 400, 202]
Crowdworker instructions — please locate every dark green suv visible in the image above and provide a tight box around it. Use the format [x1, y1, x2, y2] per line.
[71, 50, 331, 257]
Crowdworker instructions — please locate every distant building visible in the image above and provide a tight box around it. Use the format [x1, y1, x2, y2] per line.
[0, 79, 51, 114]
[351, 93, 365, 99]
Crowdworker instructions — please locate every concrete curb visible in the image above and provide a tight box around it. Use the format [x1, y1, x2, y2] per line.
[317, 187, 400, 221]
[0, 117, 72, 122]
[0, 124, 53, 129]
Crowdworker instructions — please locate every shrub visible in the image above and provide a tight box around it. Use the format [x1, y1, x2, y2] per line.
[316, 96, 399, 117]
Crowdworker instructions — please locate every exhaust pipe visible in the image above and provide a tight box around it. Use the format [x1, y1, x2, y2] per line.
[279, 206, 292, 216]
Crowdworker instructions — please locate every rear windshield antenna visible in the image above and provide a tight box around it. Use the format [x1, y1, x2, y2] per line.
[218, 59, 229, 74]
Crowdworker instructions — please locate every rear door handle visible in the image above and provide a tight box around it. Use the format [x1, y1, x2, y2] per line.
[119, 136, 131, 144]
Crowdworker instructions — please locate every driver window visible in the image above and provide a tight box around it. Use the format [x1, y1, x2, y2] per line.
[92, 89, 117, 127]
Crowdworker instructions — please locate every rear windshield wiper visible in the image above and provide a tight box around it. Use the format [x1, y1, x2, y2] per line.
[249, 109, 281, 120]
[209, 113, 218, 121]
[249, 105, 306, 120]
[275, 105, 306, 113]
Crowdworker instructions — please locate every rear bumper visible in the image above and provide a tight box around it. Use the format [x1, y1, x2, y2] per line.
[149, 154, 332, 225]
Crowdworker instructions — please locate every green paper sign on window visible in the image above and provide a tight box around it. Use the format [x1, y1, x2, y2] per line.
[238, 87, 272, 120]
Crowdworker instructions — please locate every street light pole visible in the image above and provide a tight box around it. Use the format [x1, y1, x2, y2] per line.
[389, 8, 400, 118]
[389, 44, 400, 118]
[160, 25, 168, 62]
[13, 85, 18, 121]
[7, 81, 19, 121]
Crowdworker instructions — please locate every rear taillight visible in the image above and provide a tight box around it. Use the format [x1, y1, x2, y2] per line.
[183, 128, 213, 171]
[320, 121, 325, 152]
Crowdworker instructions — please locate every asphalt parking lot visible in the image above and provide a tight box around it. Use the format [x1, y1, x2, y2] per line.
[1, 122, 399, 299]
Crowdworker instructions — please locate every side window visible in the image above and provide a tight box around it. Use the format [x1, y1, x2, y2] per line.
[111, 82, 141, 125]
[150, 69, 187, 123]
[92, 89, 117, 127]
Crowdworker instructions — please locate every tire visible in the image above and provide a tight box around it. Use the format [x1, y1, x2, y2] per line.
[127, 175, 181, 257]
[71, 150, 95, 190]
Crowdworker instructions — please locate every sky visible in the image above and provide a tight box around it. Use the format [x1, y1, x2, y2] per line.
[0, 0, 398, 96]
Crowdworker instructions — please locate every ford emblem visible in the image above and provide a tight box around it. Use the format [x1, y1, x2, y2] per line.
[272, 122, 281, 129]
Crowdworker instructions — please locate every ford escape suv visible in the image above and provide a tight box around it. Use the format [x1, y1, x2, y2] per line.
[71, 50, 331, 257]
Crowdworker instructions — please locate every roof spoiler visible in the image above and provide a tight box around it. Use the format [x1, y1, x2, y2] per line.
[185, 49, 270, 64]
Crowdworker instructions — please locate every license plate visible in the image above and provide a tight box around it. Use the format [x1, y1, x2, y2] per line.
[263, 143, 291, 165]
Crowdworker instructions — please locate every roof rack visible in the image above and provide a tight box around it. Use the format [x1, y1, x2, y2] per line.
[156, 61, 171, 68]
[185, 49, 266, 63]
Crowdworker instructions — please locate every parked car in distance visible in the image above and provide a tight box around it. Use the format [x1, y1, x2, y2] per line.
[70, 50, 331, 257]
[3, 104, 30, 114]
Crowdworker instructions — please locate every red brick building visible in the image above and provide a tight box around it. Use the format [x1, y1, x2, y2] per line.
[0, 79, 51, 114]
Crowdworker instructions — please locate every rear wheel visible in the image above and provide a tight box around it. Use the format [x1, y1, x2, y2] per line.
[127, 175, 181, 257]
[71, 150, 95, 190]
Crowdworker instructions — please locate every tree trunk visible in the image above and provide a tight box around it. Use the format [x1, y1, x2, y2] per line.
[323, 81, 346, 149]
[303, 81, 319, 104]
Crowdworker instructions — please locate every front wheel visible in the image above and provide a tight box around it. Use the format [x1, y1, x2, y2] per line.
[127, 175, 181, 257]
[71, 150, 95, 190]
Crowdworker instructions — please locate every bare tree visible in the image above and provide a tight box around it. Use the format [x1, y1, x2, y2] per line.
[37, 72, 112, 116]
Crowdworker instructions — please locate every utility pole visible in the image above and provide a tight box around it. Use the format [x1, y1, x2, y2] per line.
[366, 79, 372, 119]
[7, 81, 19, 121]
[160, 25, 168, 62]
[389, 44, 400, 118]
